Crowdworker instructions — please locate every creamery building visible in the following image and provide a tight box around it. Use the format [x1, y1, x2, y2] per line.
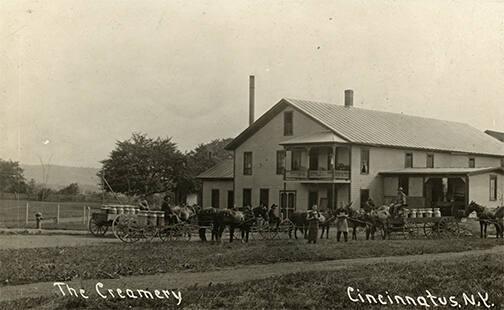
[199, 89, 504, 216]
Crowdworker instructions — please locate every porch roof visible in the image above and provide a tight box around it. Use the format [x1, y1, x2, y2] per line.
[279, 131, 348, 146]
[379, 167, 504, 176]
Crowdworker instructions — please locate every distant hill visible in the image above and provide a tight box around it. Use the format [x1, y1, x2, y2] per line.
[21, 164, 101, 193]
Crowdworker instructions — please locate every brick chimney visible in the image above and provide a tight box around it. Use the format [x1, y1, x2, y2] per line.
[249, 75, 255, 125]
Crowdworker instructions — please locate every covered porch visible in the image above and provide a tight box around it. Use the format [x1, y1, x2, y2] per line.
[380, 167, 504, 216]
[279, 131, 351, 182]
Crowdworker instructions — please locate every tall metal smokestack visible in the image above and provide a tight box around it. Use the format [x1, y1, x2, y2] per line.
[344, 89, 353, 108]
[249, 75, 255, 125]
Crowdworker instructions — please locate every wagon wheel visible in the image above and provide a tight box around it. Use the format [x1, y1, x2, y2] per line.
[258, 226, 277, 240]
[142, 224, 158, 242]
[276, 220, 294, 239]
[437, 218, 460, 239]
[423, 222, 439, 239]
[158, 227, 171, 242]
[170, 223, 192, 241]
[89, 217, 108, 237]
[112, 214, 140, 243]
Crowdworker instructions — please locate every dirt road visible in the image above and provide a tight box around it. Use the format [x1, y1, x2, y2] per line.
[1, 245, 502, 302]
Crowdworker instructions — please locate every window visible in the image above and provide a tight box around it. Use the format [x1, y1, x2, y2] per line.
[284, 111, 293, 136]
[260, 188, 269, 206]
[405, 153, 413, 168]
[227, 190, 234, 209]
[360, 149, 369, 174]
[490, 175, 497, 201]
[211, 189, 220, 208]
[243, 188, 252, 207]
[243, 152, 253, 175]
[426, 154, 434, 168]
[276, 150, 286, 175]
[469, 157, 475, 168]
[291, 150, 302, 171]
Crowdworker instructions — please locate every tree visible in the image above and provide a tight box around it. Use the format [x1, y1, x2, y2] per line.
[98, 133, 186, 199]
[0, 159, 26, 194]
[178, 138, 233, 201]
[58, 183, 80, 195]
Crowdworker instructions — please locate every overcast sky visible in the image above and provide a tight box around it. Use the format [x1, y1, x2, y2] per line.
[1, 0, 504, 168]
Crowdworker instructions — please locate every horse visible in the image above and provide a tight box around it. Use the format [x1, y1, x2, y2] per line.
[196, 207, 219, 241]
[368, 204, 392, 240]
[162, 203, 196, 225]
[213, 208, 246, 243]
[268, 204, 281, 229]
[239, 206, 269, 242]
[465, 201, 504, 239]
[319, 210, 337, 239]
[347, 208, 375, 240]
[288, 211, 309, 239]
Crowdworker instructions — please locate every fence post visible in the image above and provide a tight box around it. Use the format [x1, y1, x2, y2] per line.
[87, 206, 91, 223]
[56, 204, 60, 224]
[25, 202, 29, 225]
[83, 206, 86, 224]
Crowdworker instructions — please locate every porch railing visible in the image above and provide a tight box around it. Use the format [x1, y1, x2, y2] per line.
[285, 169, 350, 181]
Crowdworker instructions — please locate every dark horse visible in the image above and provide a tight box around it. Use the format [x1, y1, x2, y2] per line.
[239, 206, 269, 242]
[346, 208, 376, 240]
[465, 201, 504, 238]
[288, 211, 308, 239]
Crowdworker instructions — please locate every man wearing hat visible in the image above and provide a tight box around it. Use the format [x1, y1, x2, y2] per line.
[391, 187, 407, 217]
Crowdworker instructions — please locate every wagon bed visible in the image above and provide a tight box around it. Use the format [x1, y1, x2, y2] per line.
[387, 216, 460, 239]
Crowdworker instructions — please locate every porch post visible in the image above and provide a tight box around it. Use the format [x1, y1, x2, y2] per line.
[332, 145, 337, 179]
[331, 183, 336, 210]
[305, 146, 311, 178]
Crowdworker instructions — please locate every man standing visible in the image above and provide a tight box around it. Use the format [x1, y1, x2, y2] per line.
[306, 205, 322, 244]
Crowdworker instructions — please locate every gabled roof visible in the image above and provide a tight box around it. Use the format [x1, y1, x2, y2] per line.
[279, 131, 348, 145]
[485, 130, 504, 142]
[380, 167, 504, 176]
[196, 159, 233, 180]
[226, 98, 504, 157]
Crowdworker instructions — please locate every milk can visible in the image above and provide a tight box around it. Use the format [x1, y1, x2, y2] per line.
[410, 209, 417, 218]
[434, 208, 441, 218]
[156, 211, 165, 226]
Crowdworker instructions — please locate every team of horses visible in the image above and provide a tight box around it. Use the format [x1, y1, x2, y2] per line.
[161, 200, 504, 242]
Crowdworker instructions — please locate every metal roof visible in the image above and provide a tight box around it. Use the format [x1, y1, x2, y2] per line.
[285, 98, 504, 156]
[379, 167, 504, 176]
[279, 131, 348, 145]
[196, 159, 234, 180]
[485, 130, 504, 142]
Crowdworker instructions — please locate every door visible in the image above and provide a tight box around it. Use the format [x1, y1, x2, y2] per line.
[280, 191, 296, 219]
[308, 191, 318, 209]
[360, 189, 370, 209]
[259, 188, 269, 207]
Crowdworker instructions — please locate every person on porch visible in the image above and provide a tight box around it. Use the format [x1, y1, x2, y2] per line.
[306, 205, 322, 244]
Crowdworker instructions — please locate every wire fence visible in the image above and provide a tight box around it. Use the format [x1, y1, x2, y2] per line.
[0, 199, 105, 230]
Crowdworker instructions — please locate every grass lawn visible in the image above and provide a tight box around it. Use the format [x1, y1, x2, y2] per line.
[0, 237, 502, 287]
[1, 253, 502, 309]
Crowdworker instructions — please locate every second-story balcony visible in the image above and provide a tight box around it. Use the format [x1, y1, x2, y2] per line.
[285, 165, 351, 182]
